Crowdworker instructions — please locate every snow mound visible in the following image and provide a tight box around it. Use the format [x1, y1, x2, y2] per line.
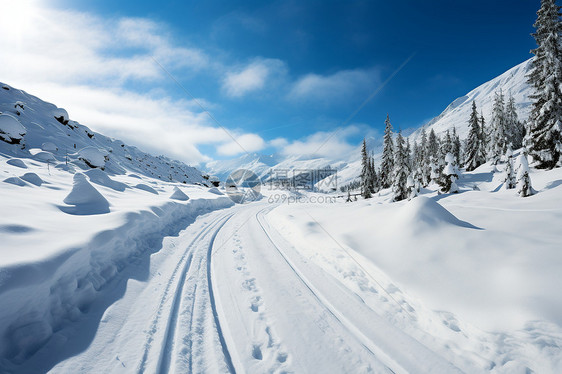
[3, 177, 26, 186]
[41, 142, 58, 152]
[52, 108, 69, 124]
[399, 196, 479, 229]
[0, 114, 26, 144]
[135, 183, 158, 194]
[6, 159, 27, 168]
[208, 187, 224, 195]
[85, 169, 128, 192]
[33, 151, 56, 163]
[20, 173, 43, 186]
[170, 186, 189, 201]
[60, 173, 110, 215]
[78, 147, 106, 169]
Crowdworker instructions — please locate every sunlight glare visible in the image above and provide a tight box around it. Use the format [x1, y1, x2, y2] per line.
[0, 0, 42, 39]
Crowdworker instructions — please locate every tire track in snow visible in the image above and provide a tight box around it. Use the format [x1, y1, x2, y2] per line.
[135, 212, 233, 374]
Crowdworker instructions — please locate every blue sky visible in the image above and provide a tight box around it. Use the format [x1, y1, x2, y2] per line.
[1, 1, 539, 165]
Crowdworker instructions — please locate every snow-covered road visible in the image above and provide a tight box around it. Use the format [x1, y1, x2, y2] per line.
[41, 201, 465, 374]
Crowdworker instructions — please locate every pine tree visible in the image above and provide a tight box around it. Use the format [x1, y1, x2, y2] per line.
[392, 131, 408, 201]
[346, 188, 352, 202]
[452, 127, 462, 167]
[380, 115, 395, 188]
[406, 174, 418, 200]
[505, 94, 525, 149]
[360, 138, 372, 198]
[419, 129, 430, 185]
[479, 111, 488, 161]
[527, 0, 562, 168]
[503, 146, 516, 189]
[516, 151, 534, 196]
[489, 89, 507, 164]
[427, 129, 439, 165]
[405, 138, 412, 171]
[440, 153, 459, 193]
[465, 101, 485, 171]
[441, 130, 453, 160]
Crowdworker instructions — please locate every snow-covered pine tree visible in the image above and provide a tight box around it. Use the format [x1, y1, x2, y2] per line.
[527, 0, 562, 169]
[516, 150, 534, 196]
[406, 174, 418, 200]
[427, 129, 439, 163]
[479, 111, 488, 161]
[360, 138, 372, 198]
[405, 138, 412, 171]
[440, 153, 459, 193]
[419, 129, 430, 185]
[392, 131, 409, 201]
[503, 146, 516, 189]
[465, 101, 485, 171]
[505, 94, 525, 149]
[441, 130, 453, 161]
[380, 115, 395, 188]
[429, 157, 440, 185]
[452, 127, 462, 167]
[369, 156, 378, 193]
[489, 89, 507, 164]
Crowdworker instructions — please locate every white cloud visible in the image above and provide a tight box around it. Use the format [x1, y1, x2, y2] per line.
[0, 4, 243, 164]
[217, 133, 266, 156]
[272, 126, 360, 159]
[289, 68, 380, 103]
[222, 59, 286, 98]
[269, 137, 289, 148]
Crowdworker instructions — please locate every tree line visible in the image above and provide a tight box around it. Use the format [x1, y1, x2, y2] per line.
[349, 0, 562, 202]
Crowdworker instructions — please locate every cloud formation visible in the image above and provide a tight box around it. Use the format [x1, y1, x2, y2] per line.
[289, 68, 380, 104]
[222, 59, 286, 98]
[0, 4, 239, 164]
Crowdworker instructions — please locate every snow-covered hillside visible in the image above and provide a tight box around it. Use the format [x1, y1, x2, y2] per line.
[410, 58, 532, 141]
[0, 82, 236, 372]
[0, 83, 209, 186]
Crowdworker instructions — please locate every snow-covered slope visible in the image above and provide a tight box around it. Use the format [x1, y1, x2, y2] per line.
[0, 82, 237, 372]
[410, 58, 533, 141]
[0, 82, 208, 185]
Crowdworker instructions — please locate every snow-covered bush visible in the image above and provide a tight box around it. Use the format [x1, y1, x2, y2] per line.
[78, 146, 106, 169]
[53, 108, 69, 125]
[0, 113, 26, 144]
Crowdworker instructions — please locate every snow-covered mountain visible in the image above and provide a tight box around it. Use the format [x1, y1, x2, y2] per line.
[211, 59, 533, 190]
[0, 82, 209, 185]
[410, 58, 532, 141]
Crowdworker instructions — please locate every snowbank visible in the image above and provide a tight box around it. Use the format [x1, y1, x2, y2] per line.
[0, 195, 233, 369]
[59, 173, 110, 215]
[41, 142, 58, 152]
[78, 147, 106, 169]
[170, 186, 189, 201]
[0, 114, 26, 144]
